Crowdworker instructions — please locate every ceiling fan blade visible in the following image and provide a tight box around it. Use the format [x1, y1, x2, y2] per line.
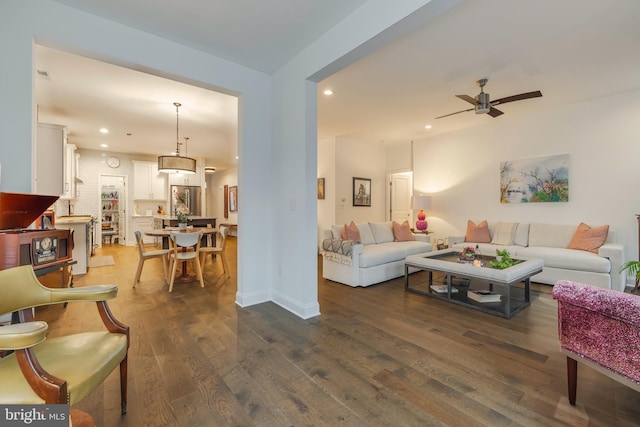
[435, 107, 474, 119]
[487, 107, 504, 117]
[455, 94, 478, 106]
[491, 90, 542, 106]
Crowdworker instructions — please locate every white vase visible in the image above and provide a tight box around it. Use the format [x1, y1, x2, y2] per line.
[178, 223, 187, 231]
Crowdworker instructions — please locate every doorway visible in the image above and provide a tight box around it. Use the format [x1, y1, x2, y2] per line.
[98, 174, 127, 247]
[389, 171, 413, 224]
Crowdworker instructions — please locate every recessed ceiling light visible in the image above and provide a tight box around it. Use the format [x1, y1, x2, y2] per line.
[323, 89, 333, 96]
[235, 156, 239, 160]
[100, 143, 108, 148]
[99, 128, 109, 134]
[425, 124, 432, 129]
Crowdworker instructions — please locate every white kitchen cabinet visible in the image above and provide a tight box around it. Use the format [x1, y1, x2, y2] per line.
[168, 166, 202, 187]
[130, 216, 154, 245]
[35, 123, 65, 196]
[61, 143, 77, 199]
[133, 161, 167, 200]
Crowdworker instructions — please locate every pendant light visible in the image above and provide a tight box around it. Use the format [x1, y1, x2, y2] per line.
[158, 102, 196, 174]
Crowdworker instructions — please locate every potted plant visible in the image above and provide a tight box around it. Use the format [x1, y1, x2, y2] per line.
[620, 261, 640, 292]
[177, 211, 188, 230]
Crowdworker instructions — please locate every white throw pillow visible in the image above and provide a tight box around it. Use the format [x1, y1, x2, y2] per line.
[491, 222, 517, 245]
[356, 223, 376, 245]
[369, 222, 395, 243]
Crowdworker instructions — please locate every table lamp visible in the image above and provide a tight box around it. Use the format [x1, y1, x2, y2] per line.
[412, 195, 432, 231]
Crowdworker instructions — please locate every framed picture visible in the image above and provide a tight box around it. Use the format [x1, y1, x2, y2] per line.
[223, 185, 229, 218]
[500, 154, 569, 203]
[229, 186, 238, 212]
[317, 178, 325, 200]
[352, 177, 371, 207]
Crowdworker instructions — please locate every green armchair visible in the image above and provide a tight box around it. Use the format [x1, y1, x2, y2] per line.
[0, 265, 129, 414]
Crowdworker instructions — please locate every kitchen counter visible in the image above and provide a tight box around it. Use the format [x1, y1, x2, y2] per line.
[158, 216, 216, 229]
[55, 215, 94, 275]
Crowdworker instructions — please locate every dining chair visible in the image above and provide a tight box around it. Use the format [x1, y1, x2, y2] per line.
[168, 231, 204, 292]
[133, 231, 169, 287]
[199, 226, 230, 277]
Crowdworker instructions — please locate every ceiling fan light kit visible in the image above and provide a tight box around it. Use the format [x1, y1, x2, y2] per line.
[158, 102, 197, 175]
[436, 78, 542, 120]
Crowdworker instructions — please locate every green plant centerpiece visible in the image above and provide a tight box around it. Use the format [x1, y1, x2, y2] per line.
[176, 211, 188, 224]
[489, 249, 522, 269]
[620, 261, 640, 292]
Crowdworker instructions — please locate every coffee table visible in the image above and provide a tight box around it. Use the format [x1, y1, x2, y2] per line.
[404, 249, 543, 318]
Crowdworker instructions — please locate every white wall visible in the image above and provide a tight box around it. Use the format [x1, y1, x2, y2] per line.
[408, 89, 640, 269]
[317, 137, 336, 246]
[335, 137, 387, 225]
[207, 167, 238, 227]
[317, 136, 387, 244]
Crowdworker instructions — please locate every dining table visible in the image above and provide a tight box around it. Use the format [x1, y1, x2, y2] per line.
[144, 227, 218, 283]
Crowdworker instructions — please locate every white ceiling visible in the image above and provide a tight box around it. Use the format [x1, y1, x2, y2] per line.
[39, 0, 640, 168]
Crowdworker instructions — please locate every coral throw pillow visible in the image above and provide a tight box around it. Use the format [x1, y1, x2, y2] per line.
[392, 220, 415, 242]
[464, 220, 491, 243]
[568, 222, 609, 253]
[341, 221, 361, 242]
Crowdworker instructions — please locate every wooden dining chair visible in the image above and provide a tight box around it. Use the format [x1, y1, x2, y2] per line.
[168, 231, 204, 292]
[199, 226, 230, 277]
[133, 231, 169, 287]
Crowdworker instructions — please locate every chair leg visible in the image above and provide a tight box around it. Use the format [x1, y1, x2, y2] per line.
[133, 259, 144, 287]
[220, 253, 230, 277]
[161, 256, 169, 284]
[199, 252, 207, 275]
[168, 257, 178, 292]
[567, 356, 577, 405]
[120, 355, 128, 414]
[194, 257, 205, 288]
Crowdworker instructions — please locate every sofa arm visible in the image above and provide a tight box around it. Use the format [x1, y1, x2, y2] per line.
[321, 238, 363, 267]
[553, 280, 640, 384]
[599, 243, 625, 291]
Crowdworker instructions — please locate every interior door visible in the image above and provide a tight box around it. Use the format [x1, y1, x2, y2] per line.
[390, 172, 412, 224]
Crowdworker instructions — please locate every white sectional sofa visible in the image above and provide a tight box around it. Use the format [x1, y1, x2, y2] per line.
[448, 222, 625, 291]
[321, 221, 432, 287]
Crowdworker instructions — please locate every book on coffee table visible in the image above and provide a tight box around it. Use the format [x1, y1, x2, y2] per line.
[430, 284, 458, 294]
[467, 289, 501, 303]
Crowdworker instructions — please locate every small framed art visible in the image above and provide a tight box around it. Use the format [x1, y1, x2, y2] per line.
[353, 177, 371, 207]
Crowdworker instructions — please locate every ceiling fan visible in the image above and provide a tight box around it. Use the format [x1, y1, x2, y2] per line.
[435, 78, 542, 119]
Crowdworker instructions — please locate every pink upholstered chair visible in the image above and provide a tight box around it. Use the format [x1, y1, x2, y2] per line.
[552, 280, 640, 405]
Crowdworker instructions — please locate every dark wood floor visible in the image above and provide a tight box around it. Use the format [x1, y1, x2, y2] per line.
[35, 237, 640, 426]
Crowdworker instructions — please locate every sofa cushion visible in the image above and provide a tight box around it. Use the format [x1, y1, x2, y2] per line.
[370, 222, 394, 243]
[517, 246, 611, 273]
[356, 223, 376, 245]
[528, 223, 577, 248]
[465, 220, 491, 243]
[341, 221, 361, 242]
[392, 221, 415, 242]
[568, 222, 609, 254]
[514, 223, 530, 247]
[491, 222, 517, 245]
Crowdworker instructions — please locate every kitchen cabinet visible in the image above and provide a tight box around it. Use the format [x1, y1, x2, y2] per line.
[168, 166, 203, 187]
[133, 161, 167, 200]
[130, 216, 154, 245]
[61, 143, 78, 199]
[35, 123, 65, 196]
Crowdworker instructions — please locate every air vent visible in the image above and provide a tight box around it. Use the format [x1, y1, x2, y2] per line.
[37, 70, 51, 80]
